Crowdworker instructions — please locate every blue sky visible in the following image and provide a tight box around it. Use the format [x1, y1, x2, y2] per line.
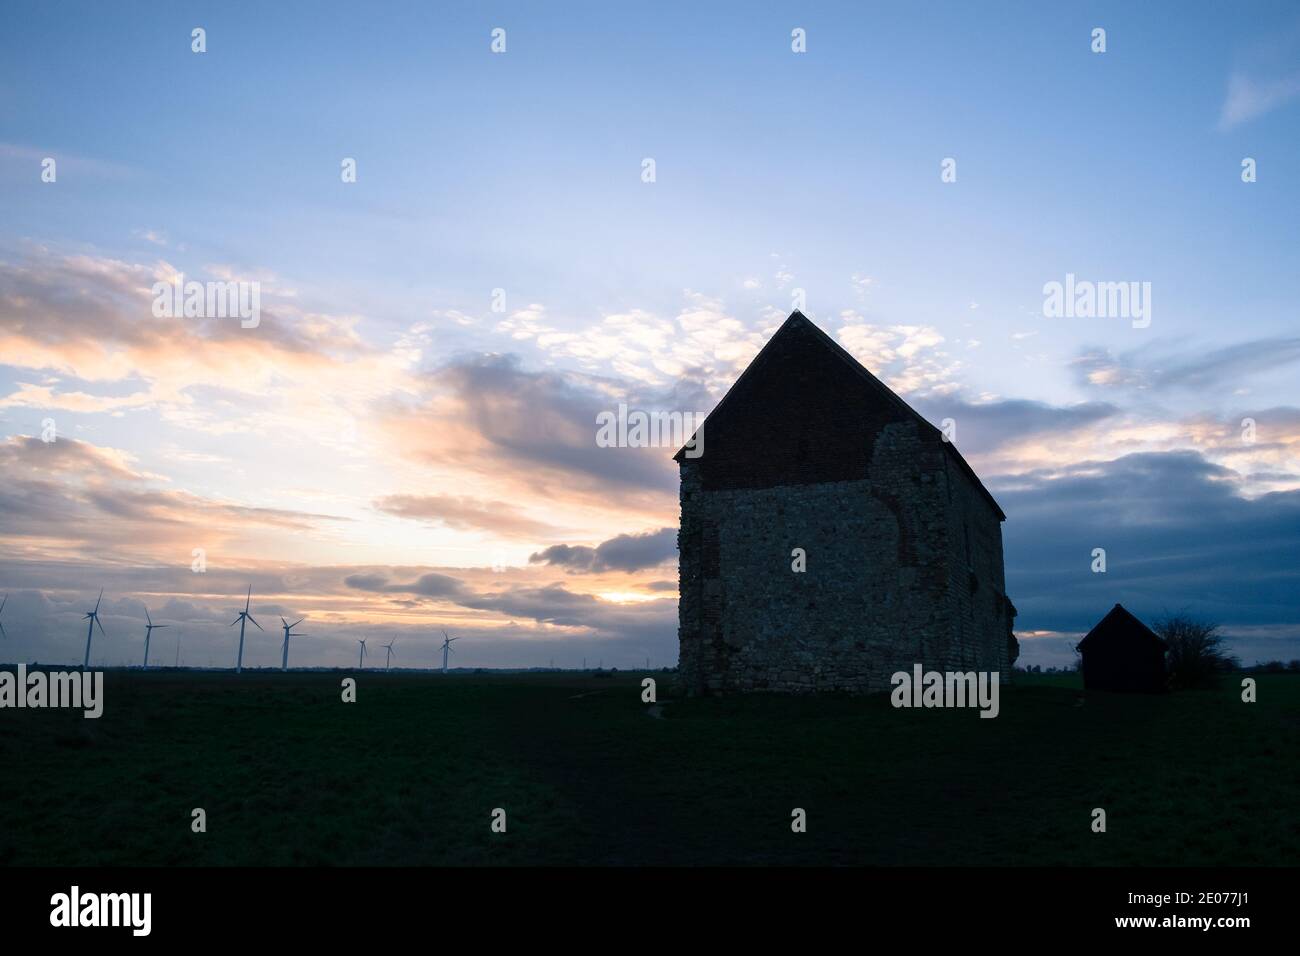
[2, 1, 1299, 669]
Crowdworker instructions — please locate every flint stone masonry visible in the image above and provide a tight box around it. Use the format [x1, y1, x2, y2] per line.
[675, 311, 1017, 695]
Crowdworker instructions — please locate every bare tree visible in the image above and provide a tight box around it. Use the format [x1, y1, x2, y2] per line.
[1155, 614, 1239, 690]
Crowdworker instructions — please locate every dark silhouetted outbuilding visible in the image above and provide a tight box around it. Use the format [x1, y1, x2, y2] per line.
[1076, 604, 1167, 693]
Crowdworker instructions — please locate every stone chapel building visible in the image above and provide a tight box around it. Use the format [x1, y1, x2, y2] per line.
[675, 311, 1018, 694]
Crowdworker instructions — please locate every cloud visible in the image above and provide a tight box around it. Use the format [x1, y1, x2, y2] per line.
[341, 568, 675, 640]
[529, 527, 676, 573]
[835, 313, 960, 395]
[344, 572, 468, 599]
[528, 544, 597, 570]
[342, 573, 395, 592]
[495, 303, 554, 341]
[909, 397, 1119, 457]
[1219, 70, 1300, 129]
[0, 380, 159, 414]
[0, 142, 135, 180]
[948, 398, 1300, 494]
[0, 435, 344, 561]
[1071, 336, 1300, 393]
[380, 353, 682, 511]
[374, 493, 564, 539]
[0, 247, 401, 446]
[0, 249, 371, 380]
[996, 450, 1300, 662]
[495, 293, 767, 392]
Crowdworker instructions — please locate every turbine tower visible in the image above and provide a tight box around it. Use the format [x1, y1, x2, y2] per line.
[229, 585, 263, 673]
[279, 617, 305, 671]
[0, 593, 7, 639]
[382, 640, 395, 672]
[357, 638, 368, 670]
[142, 607, 168, 669]
[440, 630, 460, 674]
[82, 589, 106, 670]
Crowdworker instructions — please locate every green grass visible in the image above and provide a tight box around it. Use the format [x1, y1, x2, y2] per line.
[1, 670, 1295, 865]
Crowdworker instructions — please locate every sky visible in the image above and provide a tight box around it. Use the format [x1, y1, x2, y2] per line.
[1, 0, 1298, 671]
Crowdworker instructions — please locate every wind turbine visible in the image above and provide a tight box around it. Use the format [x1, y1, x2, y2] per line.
[382, 640, 395, 672]
[440, 630, 459, 674]
[279, 617, 305, 671]
[229, 585, 263, 673]
[356, 638, 368, 670]
[82, 589, 106, 670]
[142, 607, 168, 669]
[0, 593, 7, 639]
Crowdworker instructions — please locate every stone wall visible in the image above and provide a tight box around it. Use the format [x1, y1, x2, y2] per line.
[678, 419, 1014, 695]
[939, 448, 1017, 680]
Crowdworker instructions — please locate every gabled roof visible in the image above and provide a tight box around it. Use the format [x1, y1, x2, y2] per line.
[673, 310, 1006, 520]
[1076, 604, 1167, 651]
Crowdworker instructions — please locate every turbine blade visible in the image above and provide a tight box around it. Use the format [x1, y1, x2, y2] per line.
[96, 616, 107, 637]
[0, 620, 7, 638]
[245, 584, 252, 611]
[291, 618, 304, 628]
[248, 615, 264, 631]
[94, 588, 103, 613]
[145, 608, 152, 626]
[280, 616, 289, 628]
[0, 594, 6, 614]
[155, 624, 169, 629]
[230, 617, 242, 627]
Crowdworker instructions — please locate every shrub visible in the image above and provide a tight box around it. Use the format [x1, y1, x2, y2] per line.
[1156, 614, 1239, 690]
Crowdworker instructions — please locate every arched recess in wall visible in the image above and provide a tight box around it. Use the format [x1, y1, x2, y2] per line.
[868, 487, 915, 567]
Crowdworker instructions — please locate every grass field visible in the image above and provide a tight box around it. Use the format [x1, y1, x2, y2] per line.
[1, 669, 1295, 866]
